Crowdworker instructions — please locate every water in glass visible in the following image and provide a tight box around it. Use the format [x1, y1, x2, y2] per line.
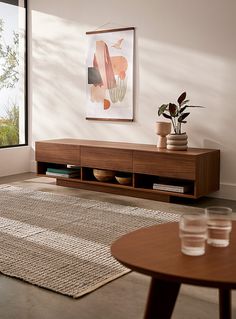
[179, 212, 207, 256]
[206, 207, 232, 247]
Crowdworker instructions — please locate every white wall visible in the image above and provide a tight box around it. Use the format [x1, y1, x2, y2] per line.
[27, 0, 235, 199]
[0, 146, 31, 177]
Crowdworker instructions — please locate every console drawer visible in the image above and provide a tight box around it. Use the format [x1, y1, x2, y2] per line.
[81, 146, 133, 172]
[35, 142, 80, 165]
[133, 151, 195, 180]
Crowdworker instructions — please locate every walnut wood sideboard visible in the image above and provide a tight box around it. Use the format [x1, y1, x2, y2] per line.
[35, 139, 220, 202]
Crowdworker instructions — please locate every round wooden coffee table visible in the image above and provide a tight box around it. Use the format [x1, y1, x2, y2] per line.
[111, 221, 236, 319]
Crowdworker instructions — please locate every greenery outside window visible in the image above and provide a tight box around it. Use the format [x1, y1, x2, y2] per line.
[0, 0, 27, 148]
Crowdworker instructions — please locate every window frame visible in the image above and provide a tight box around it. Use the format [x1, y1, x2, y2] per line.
[0, 0, 28, 149]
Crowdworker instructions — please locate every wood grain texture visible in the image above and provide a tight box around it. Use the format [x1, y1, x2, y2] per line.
[35, 142, 80, 165]
[133, 151, 195, 179]
[86, 26, 135, 35]
[56, 179, 170, 202]
[111, 221, 236, 289]
[36, 139, 217, 155]
[195, 150, 220, 197]
[81, 146, 133, 172]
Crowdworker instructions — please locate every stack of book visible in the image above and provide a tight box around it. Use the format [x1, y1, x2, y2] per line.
[46, 167, 80, 178]
[153, 180, 191, 193]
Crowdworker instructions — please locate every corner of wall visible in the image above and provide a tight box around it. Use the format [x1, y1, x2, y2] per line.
[209, 183, 236, 201]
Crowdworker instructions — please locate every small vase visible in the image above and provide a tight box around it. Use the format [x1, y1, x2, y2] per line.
[155, 122, 172, 148]
[167, 133, 188, 151]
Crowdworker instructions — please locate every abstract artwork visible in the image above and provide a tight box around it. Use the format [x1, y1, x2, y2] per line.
[86, 27, 134, 121]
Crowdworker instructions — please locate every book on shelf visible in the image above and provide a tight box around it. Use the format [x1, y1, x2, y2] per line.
[46, 171, 80, 178]
[47, 167, 80, 174]
[66, 165, 81, 169]
[153, 180, 192, 193]
[46, 167, 80, 178]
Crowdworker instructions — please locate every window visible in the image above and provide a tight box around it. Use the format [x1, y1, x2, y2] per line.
[0, 0, 27, 148]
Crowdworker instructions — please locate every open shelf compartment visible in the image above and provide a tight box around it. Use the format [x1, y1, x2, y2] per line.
[37, 162, 67, 175]
[82, 167, 133, 187]
[134, 173, 195, 196]
[37, 162, 81, 179]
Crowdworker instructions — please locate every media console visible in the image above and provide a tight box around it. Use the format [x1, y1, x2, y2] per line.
[35, 139, 220, 202]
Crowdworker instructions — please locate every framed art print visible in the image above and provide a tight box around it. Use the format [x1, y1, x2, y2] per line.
[86, 27, 134, 121]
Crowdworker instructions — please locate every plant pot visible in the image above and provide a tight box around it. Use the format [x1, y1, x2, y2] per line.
[167, 133, 188, 151]
[155, 122, 172, 148]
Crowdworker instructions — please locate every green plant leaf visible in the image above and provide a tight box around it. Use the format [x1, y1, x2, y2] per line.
[162, 113, 172, 120]
[169, 103, 178, 117]
[177, 92, 186, 105]
[158, 104, 168, 116]
[178, 112, 190, 122]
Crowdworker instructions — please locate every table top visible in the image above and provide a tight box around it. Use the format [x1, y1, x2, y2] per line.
[111, 221, 236, 289]
[36, 138, 218, 156]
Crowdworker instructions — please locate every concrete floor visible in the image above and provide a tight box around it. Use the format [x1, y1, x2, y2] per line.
[0, 172, 235, 319]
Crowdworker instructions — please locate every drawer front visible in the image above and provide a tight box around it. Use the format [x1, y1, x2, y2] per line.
[35, 142, 80, 165]
[81, 146, 133, 172]
[133, 151, 195, 180]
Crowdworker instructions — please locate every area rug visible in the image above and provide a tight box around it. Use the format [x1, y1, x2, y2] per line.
[0, 184, 180, 298]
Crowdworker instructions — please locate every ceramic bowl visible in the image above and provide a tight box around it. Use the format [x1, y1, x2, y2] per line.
[93, 169, 116, 182]
[115, 174, 132, 185]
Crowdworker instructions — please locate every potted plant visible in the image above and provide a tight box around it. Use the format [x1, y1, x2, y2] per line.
[157, 92, 203, 150]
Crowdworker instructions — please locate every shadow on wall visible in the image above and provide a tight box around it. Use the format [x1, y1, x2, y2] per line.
[29, 0, 236, 60]
[29, 0, 236, 144]
[30, 10, 154, 144]
[30, 9, 236, 144]
[29, 1, 236, 190]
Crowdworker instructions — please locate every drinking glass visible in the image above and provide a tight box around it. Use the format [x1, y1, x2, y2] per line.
[206, 206, 232, 247]
[179, 212, 207, 256]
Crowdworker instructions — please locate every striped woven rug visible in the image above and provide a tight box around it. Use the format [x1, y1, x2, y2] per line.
[0, 184, 179, 298]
